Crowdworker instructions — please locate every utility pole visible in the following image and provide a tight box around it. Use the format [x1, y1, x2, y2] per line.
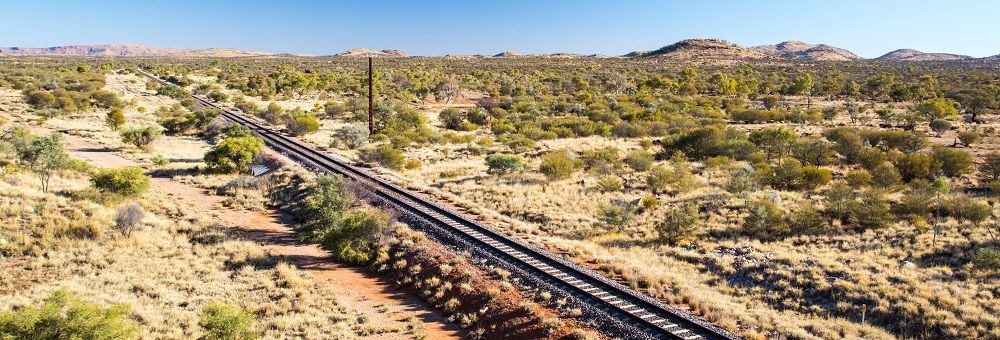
[368, 56, 375, 135]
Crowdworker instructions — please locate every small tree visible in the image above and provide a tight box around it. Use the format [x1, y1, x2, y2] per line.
[17, 133, 71, 193]
[204, 136, 264, 173]
[120, 126, 161, 150]
[824, 181, 854, 222]
[657, 202, 701, 245]
[114, 203, 146, 237]
[91, 167, 151, 197]
[200, 302, 257, 340]
[485, 154, 524, 175]
[929, 119, 952, 136]
[105, 108, 126, 131]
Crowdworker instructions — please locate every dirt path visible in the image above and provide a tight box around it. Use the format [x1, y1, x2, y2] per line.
[61, 135, 462, 339]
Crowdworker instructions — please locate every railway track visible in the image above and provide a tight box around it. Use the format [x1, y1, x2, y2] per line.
[140, 70, 736, 340]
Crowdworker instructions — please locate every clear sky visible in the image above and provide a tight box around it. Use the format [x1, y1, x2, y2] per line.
[2, 0, 999, 58]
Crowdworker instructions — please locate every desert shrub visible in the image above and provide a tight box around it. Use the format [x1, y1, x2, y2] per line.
[403, 159, 421, 170]
[114, 203, 146, 237]
[725, 165, 759, 193]
[788, 202, 827, 233]
[929, 119, 952, 136]
[200, 302, 257, 340]
[105, 107, 125, 131]
[91, 90, 120, 109]
[0, 289, 140, 339]
[261, 102, 284, 123]
[152, 154, 169, 167]
[285, 113, 320, 136]
[657, 202, 700, 245]
[334, 124, 369, 149]
[792, 137, 835, 166]
[90, 167, 151, 197]
[799, 165, 832, 190]
[893, 153, 939, 182]
[856, 147, 885, 170]
[942, 194, 991, 225]
[958, 130, 979, 146]
[299, 176, 355, 241]
[743, 197, 788, 239]
[893, 188, 933, 217]
[321, 209, 390, 265]
[499, 133, 535, 153]
[871, 162, 902, 188]
[932, 147, 972, 178]
[845, 169, 872, 187]
[849, 190, 893, 229]
[208, 90, 229, 102]
[623, 150, 654, 172]
[359, 144, 406, 170]
[640, 195, 658, 209]
[204, 136, 264, 173]
[25, 89, 56, 108]
[156, 104, 220, 135]
[539, 150, 581, 181]
[770, 159, 803, 189]
[664, 126, 758, 161]
[583, 146, 622, 174]
[120, 126, 161, 150]
[646, 166, 672, 194]
[596, 203, 635, 232]
[969, 248, 1000, 271]
[981, 153, 1000, 182]
[595, 175, 622, 192]
[485, 154, 523, 175]
[824, 182, 854, 221]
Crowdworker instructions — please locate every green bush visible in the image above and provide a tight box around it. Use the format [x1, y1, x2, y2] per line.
[799, 165, 832, 190]
[657, 203, 700, 245]
[359, 144, 406, 170]
[105, 108, 126, 131]
[595, 175, 623, 192]
[484, 154, 524, 175]
[0, 289, 140, 339]
[871, 163, 902, 188]
[969, 248, 1000, 271]
[200, 302, 256, 340]
[539, 150, 581, 181]
[893, 153, 939, 182]
[120, 126, 162, 150]
[932, 147, 972, 178]
[204, 136, 264, 173]
[285, 114, 320, 136]
[623, 150, 654, 172]
[958, 131, 979, 146]
[321, 209, 389, 265]
[850, 190, 893, 229]
[596, 203, 635, 232]
[90, 167, 151, 197]
[743, 198, 788, 239]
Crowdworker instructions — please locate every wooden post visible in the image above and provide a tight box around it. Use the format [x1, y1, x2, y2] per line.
[368, 57, 375, 136]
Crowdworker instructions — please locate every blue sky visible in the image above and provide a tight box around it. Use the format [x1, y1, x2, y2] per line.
[2, 0, 998, 58]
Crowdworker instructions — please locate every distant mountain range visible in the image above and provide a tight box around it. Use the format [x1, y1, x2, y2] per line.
[0, 42, 996, 61]
[0, 44, 275, 57]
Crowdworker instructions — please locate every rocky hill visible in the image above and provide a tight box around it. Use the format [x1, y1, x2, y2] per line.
[876, 49, 972, 61]
[641, 39, 768, 60]
[493, 51, 524, 57]
[752, 41, 862, 61]
[0, 44, 273, 57]
[334, 48, 407, 57]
